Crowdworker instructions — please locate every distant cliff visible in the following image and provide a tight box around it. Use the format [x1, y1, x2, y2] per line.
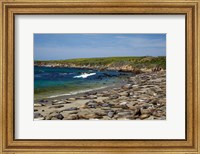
[34, 56, 166, 73]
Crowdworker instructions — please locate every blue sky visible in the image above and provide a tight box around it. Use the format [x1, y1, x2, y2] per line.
[34, 34, 166, 60]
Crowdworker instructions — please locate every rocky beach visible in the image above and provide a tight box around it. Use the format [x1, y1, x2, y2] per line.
[34, 70, 166, 120]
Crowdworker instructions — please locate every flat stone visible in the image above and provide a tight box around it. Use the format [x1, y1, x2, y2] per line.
[52, 101, 66, 105]
[39, 99, 48, 103]
[63, 107, 79, 111]
[117, 111, 133, 117]
[49, 105, 64, 109]
[63, 114, 79, 120]
[88, 95, 97, 99]
[34, 117, 45, 120]
[78, 96, 87, 99]
[120, 92, 129, 96]
[94, 110, 107, 116]
[68, 98, 76, 101]
[34, 112, 42, 118]
[122, 84, 132, 89]
[34, 103, 42, 107]
[101, 107, 111, 110]
[85, 91, 97, 95]
[52, 100, 58, 103]
[146, 116, 154, 120]
[56, 114, 64, 120]
[101, 103, 110, 107]
[78, 112, 101, 119]
[140, 114, 150, 119]
[140, 108, 151, 115]
[120, 102, 127, 106]
[109, 95, 119, 99]
[108, 111, 115, 118]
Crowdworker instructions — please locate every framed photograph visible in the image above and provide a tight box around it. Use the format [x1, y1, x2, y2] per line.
[0, 0, 199, 153]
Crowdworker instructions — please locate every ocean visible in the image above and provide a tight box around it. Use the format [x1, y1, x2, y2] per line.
[34, 66, 132, 100]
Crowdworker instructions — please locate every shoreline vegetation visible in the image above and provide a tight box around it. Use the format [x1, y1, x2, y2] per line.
[34, 56, 166, 120]
[34, 56, 166, 73]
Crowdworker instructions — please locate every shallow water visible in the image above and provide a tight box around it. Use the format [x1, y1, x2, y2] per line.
[34, 66, 132, 100]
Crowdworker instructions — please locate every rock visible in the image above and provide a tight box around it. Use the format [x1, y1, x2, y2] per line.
[88, 95, 97, 99]
[34, 103, 42, 107]
[51, 117, 60, 120]
[129, 92, 134, 96]
[56, 114, 64, 120]
[101, 103, 110, 107]
[152, 111, 164, 117]
[34, 112, 42, 118]
[65, 101, 72, 104]
[109, 95, 119, 99]
[122, 84, 132, 89]
[86, 101, 98, 108]
[39, 99, 48, 103]
[95, 110, 107, 116]
[79, 104, 87, 109]
[101, 107, 111, 110]
[140, 108, 151, 115]
[108, 111, 115, 118]
[140, 114, 150, 119]
[49, 105, 64, 109]
[63, 114, 79, 120]
[63, 107, 79, 111]
[132, 85, 139, 88]
[78, 112, 101, 119]
[68, 98, 76, 101]
[156, 116, 166, 120]
[52, 101, 66, 105]
[117, 111, 133, 117]
[68, 111, 78, 114]
[102, 116, 112, 120]
[85, 91, 97, 95]
[52, 100, 58, 103]
[101, 91, 110, 97]
[97, 93, 104, 97]
[146, 116, 154, 120]
[78, 96, 87, 99]
[120, 102, 127, 106]
[34, 117, 45, 120]
[120, 92, 129, 96]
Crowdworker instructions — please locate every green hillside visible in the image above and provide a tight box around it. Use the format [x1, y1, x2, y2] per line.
[35, 56, 166, 69]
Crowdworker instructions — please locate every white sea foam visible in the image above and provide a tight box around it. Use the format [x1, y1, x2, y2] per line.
[48, 86, 109, 98]
[73, 73, 96, 79]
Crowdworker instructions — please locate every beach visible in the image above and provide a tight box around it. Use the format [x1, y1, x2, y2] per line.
[34, 70, 166, 120]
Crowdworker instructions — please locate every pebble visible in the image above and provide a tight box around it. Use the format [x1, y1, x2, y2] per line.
[120, 92, 129, 96]
[63, 107, 79, 111]
[52, 101, 66, 105]
[49, 105, 64, 109]
[108, 111, 115, 118]
[140, 114, 150, 119]
[68, 98, 76, 101]
[34, 103, 43, 107]
[122, 84, 132, 89]
[101, 103, 110, 107]
[120, 102, 127, 106]
[56, 114, 64, 120]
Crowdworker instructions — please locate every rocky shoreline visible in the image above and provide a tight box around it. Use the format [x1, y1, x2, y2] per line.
[34, 62, 164, 74]
[34, 70, 166, 120]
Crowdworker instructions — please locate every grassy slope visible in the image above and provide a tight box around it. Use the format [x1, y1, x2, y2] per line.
[35, 56, 166, 69]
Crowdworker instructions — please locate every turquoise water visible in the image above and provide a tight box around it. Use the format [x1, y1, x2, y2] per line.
[34, 66, 131, 100]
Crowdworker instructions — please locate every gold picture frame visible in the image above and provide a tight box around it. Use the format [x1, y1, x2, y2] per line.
[0, 0, 199, 153]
